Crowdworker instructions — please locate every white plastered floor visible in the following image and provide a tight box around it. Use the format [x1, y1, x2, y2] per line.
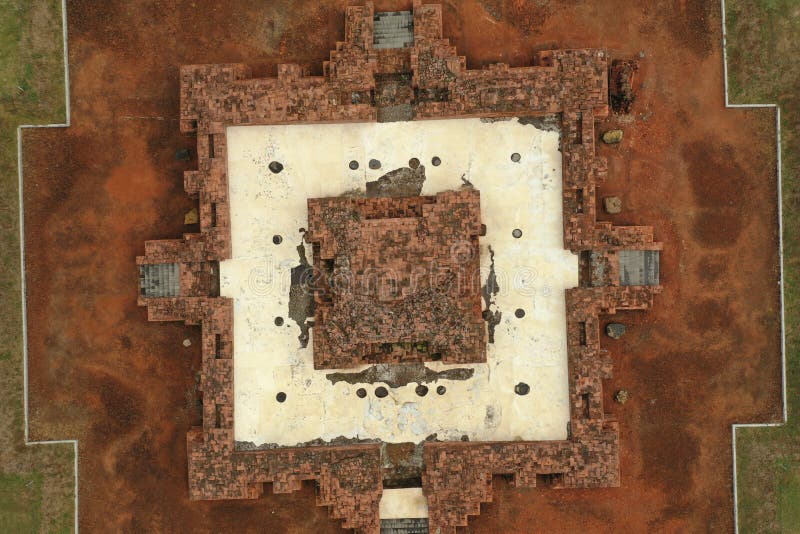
[223, 118, 578, 448]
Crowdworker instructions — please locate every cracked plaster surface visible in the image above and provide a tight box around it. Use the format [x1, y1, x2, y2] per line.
[223, 118, 577, 446]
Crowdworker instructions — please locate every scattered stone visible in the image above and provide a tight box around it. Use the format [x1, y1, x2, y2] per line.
[268, 161, 284, 173]
[369, 158, 381, 170]
[408, 157, 420, 169]
[431, 156, 441, 166]
[272, 235, 283, 245]
[349, 160, 359, 170]
[614, 389, 630, 404]
[184, 207, 198, 225]
[514, 382, 530, 395]
[366, 165, 425, 198]
[274, 317, 284, 327]
[276, 392, 287, 403]
[436, 385, 446, 395]
[605, 323, 627, 339]
[603, 196, 622, 214]
[375, 386, 389, 398]
[182, 338, 191, 347]
[510, 152, 521, 163]
[514, 308, 525, 319]
[601, 129, 624, 144]
[356, 388, 367, 398]
[415, 384, 428, 397]
[512, 228, 522, 239]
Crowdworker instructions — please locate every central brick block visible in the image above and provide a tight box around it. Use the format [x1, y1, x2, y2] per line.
[306, 189, 486, 369]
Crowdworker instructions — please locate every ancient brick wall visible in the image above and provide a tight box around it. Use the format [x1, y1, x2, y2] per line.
[136, 2, 663, 532]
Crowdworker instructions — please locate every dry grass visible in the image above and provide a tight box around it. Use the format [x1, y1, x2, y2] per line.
[0, 0, 74, 532]
[726, 0, 800, 532]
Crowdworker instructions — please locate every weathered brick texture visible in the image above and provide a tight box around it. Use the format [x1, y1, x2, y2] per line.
[136, 2, 662, 532]
[306, 189, 485, 368]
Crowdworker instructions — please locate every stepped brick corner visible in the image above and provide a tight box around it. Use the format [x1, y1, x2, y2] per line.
[137, 2, 662, 532]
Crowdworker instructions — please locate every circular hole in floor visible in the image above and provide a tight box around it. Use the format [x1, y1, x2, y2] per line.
[409, 157, 420, 169]
[375, 386, 389, 398]
[431, 156, 442, 166]
[512, 228, 523, 238]
[369, 158, 381, 170]
[272, 235, 282, 245]
[269, 161, 284, 174]
[274, 317, 284, 327]
[515, 308, 526, 318]
[356, 388, 367, 398]
[436, 385, 447, 395]
[511, 153, 521, 163]
[349, 160, 359, 170]
[415, 384, 429, 397]
[276, 392, 287, 403]
[514, 382, 530, 395]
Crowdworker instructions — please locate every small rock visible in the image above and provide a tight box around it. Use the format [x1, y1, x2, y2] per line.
[184, 207, 198, 225]
[605, 323, 626, 339]
[603, 196, 622, 214]
[182, 338, 191, 347]
[614, 389, 630, 404]
[602, 129, 624, 144]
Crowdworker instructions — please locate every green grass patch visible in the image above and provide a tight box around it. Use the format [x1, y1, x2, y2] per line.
[777, 466, 800, 533]
[0, 0, 74, 531]
[0, 472, 43, 533]
[726, 0, 800, 532]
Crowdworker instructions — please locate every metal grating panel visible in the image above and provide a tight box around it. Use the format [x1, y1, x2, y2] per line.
[139, 263, 180, 297]
[619, 250, 660, 286]
[373, 11, 414, 49]
[380, 518, 429, 534]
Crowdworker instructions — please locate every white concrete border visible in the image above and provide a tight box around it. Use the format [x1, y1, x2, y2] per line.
[720, 1, 788, 532]
[15, 0, 78, 533]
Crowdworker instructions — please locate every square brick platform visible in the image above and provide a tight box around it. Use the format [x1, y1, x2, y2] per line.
[306, 189, 485, 369]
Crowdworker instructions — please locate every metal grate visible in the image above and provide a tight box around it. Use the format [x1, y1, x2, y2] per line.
[139, 263, 180, 297]
[373, 11, 414, 49]
[380, 518, 429, 534]
[618, 250, 660, 286]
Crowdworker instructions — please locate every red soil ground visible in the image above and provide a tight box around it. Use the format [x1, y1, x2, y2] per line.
[21, 0, 782, 532]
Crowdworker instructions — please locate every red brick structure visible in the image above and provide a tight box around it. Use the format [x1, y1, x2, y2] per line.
[306, 189, 485, 369]
[137, 2, 662, 532]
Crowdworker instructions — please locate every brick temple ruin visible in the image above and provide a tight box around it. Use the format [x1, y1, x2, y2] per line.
[307, 189, 486, 369]
[137, 2, 662, 532]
